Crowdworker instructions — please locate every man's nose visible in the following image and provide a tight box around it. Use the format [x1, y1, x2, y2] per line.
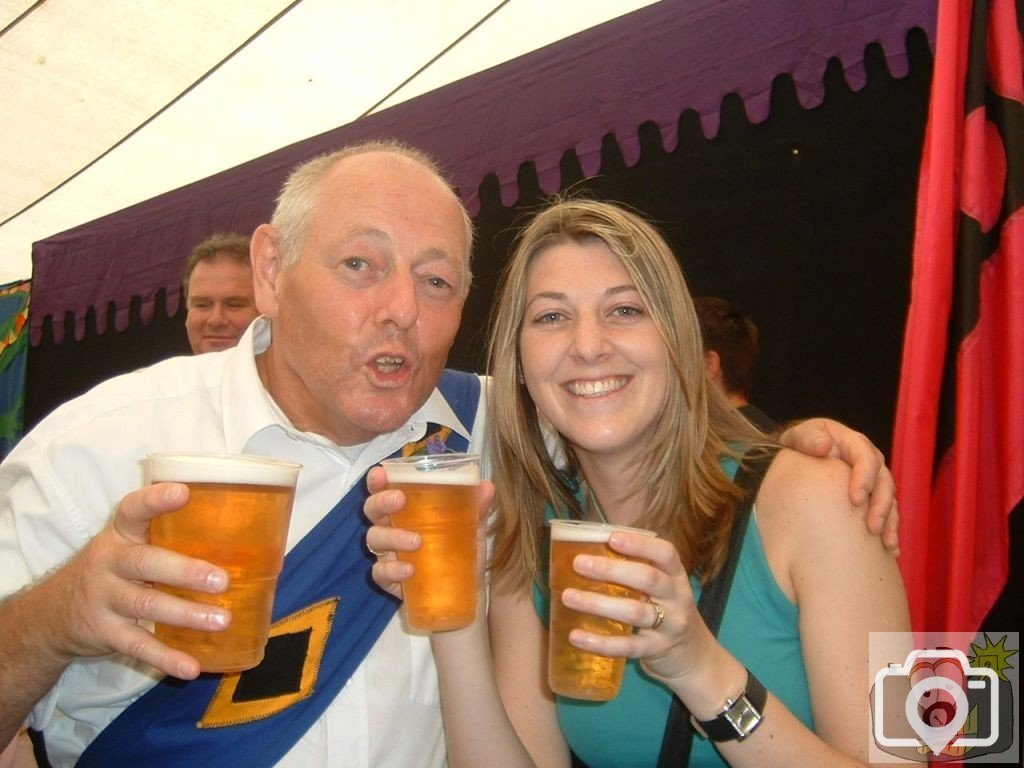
[207, 304, 229, 325]
[376, 271, 419, 330]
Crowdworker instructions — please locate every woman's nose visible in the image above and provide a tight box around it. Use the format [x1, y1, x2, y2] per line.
[569, 313, 610, 360]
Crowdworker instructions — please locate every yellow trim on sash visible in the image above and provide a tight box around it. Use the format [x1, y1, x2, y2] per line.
[402, 426, 453, 456]
[199, 597, 339, 728]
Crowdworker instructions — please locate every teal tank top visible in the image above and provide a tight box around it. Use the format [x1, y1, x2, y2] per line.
[532, 485, 813, 766]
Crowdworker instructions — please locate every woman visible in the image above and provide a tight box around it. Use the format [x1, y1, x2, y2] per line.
[367, 199, 910, 767]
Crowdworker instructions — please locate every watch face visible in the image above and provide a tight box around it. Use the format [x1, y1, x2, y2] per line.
[726, 695, 764, 740]
[692, 670, 767, 742]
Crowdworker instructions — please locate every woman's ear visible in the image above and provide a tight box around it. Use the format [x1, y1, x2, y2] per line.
[251, 224, 284, 317]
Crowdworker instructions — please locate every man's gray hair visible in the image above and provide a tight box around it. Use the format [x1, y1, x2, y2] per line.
[270, 140, 475, 286]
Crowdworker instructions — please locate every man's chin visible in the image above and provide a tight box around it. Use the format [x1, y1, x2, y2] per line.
[200, 340, 235, 353]
[355, 391, 431, 433]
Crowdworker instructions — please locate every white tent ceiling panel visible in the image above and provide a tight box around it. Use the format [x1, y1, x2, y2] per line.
[0, 0, 658, 285]
[0, 0, 293, 221]
[0, 0, 37, 30]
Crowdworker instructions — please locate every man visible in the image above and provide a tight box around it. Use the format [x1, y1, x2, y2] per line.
[695, 296, 779, 433]
[182, 233, 260, 353]
[0, 141, 895, 767]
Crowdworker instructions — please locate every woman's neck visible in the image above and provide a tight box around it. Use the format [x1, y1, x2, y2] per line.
[576, 453, 645, 527]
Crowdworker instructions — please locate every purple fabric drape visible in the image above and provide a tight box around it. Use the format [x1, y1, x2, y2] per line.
[29, 0, 937, 344]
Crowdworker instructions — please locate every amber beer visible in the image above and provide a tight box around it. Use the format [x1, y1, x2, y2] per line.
[381, 453, 480, 631]
[548, 519, 656, 700]
[148, 453, 300, 673]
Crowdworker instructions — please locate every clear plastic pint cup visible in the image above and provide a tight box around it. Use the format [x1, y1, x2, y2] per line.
[148, 452, 301, 673]
[547, 519, 656, 700]
[380, 453, 481, 631]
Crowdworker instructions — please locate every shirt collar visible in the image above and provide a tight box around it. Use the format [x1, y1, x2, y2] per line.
[220, 317, 287, 451]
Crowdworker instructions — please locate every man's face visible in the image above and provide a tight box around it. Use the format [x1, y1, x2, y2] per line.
[253, 153, 470, 446]
[185, 254, 259, 353]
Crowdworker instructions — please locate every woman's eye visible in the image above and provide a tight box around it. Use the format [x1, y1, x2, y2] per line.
[536, 311, 564, 324]
[612, 305, 642, 318]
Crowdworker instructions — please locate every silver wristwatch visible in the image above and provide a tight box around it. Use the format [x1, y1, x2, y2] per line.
[690, 669, 767, 742]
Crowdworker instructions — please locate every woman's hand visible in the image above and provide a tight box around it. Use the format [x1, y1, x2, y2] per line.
[364, 466, 419, 599]
[363, 466, 495, 601]
[559, 531, 713, 680]
[559, 530, 748, 712]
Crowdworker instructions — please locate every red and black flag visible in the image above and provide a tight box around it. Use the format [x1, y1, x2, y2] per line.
[892, 0, 1023, 635]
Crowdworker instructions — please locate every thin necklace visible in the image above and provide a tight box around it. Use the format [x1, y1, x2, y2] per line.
[586, 483, 609, 524]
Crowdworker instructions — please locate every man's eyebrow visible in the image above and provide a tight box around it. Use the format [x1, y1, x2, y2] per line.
[335, 228, 461, 276]
[339, 226, 393, 248]
[416, 247, 457, 263]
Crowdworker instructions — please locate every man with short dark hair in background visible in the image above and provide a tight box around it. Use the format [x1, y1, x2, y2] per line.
[695, 296, 779, 433]
[182, 233, 259, 354]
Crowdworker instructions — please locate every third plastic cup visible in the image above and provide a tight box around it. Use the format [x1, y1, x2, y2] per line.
[547, 518, 657, 700]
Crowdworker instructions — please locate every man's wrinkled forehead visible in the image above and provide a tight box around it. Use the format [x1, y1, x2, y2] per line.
[313, 154, 471, 276]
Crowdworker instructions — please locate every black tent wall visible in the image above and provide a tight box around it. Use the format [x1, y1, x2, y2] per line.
[25, 33, 931, 459]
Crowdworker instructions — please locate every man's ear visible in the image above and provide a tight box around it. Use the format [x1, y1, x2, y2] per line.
[704, 350, 722, 381]
[251, 224, 284, 317]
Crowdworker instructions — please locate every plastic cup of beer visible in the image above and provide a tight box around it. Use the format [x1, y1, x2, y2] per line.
[148, 452, 301, 673]
[547, 518, 657, 701]
[380, 452, 480, 632]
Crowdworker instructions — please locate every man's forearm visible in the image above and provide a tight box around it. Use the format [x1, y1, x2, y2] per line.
[0, 574, 75, 746]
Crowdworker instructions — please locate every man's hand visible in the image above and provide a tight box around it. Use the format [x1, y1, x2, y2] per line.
[0, 483, 232, 745]
[59, 482, 233, 677]
[25, 483, 231, 679]
[779, 418, 899, 555]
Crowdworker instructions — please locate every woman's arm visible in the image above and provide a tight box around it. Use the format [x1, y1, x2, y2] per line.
[753, 448, 913, 764]
[563, 449, 911, 767]
[489, 582, 571, 768]
[428, 605, 540, 768]
[363, 468, 548, 768]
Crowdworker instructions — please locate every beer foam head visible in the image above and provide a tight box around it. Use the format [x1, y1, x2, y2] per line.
[549, 519, 655, 542]
[381, 453, 480, 485]
[148, 453, 301, 486]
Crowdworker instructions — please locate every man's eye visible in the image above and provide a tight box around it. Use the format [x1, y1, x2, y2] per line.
[428, 277, 452, 290]
[343, 258, 369, 271]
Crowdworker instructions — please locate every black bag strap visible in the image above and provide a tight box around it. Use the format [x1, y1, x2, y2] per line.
[655, 447, 779, 768]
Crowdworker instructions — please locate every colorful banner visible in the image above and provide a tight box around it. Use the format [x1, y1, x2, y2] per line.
[0, 280, 30, 459]
[892, 0, 1023, 634]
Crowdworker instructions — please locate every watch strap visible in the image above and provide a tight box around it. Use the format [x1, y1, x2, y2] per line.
[690, 669, 767, 742]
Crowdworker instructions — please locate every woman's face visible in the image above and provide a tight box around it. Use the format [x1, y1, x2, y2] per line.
[519, 239, 670, 466]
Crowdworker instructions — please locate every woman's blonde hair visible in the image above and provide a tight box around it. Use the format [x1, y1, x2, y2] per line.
[487, 198, 770, 593]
